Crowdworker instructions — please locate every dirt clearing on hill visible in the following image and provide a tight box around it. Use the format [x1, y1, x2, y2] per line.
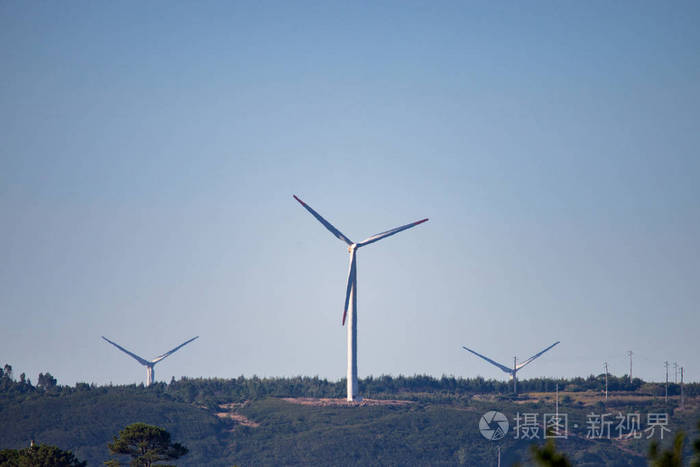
[281, 397, 415, 407]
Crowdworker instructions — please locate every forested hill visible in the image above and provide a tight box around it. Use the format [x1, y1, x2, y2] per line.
[1, 364, 699, 465]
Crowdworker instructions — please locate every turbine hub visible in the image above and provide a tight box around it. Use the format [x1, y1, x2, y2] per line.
[348, 243, 357, 253]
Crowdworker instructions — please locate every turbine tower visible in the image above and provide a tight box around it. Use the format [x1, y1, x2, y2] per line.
[462, 341, 560, 394]
[102, 336, 199, 386]
[293, 195, 428, 401]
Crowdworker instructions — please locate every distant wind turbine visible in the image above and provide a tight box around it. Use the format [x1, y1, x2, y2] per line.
[462, 341, 560, 394]
[102, 336, 199, 386]
[294, 195, 428, 401]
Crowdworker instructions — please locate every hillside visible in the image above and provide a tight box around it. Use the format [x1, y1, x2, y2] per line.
[1, 370, 699, 465]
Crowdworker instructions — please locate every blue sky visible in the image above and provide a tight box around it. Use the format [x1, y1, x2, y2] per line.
[1, 1, 698, 386]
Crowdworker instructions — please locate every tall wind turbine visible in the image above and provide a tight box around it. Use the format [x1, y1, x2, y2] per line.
[294, 195, 428, 401]
[462, 341, 560, 394]
[102, 336, 199, 386]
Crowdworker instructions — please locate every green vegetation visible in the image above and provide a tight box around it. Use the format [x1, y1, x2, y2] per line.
[107, 423, 188, 466]
[531, 439, 573, 467]
[1, 363, 699, 465]
[0, 443, 86, 466]
[695, 420, 700, 467]
[648, 420, 700, 467]
[649, 432, 685, 467]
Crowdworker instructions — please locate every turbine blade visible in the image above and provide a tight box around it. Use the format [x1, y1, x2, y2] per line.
[462, 346, 513, 374]
[293, 195, 353, 246]
[516, 341, 560, 370]
[151, 336, 199, 364]
[342, 249, 357, 326]
[357, 218, 428, 248]
[102, 336, 150, 366]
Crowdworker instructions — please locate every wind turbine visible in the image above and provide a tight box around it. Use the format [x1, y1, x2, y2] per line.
[462, 341, 560, 394]
[102, 336, 199, 386]
[293, 195, 428, 401]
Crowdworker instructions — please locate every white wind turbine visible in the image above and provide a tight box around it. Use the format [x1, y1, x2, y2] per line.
[462, 341, 560, 394]
[294, 195, 428, 401]
[102, 336, 199, 386]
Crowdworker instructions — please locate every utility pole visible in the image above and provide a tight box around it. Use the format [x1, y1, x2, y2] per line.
[627, 351, 633, 381]
[604, 362, 608, 401]
[680, 367, 684, 410]
[555, 383, 559, 419]
[664, 361, 669, 404]
[674, 362, 678, 384]
[497, 445, 501, 467]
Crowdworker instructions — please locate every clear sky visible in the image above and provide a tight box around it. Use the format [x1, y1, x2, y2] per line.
[1, 1, 698, 386]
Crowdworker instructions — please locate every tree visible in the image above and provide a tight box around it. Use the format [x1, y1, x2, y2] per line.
[691, 420, 700, 467]
[649, 420, 700, 467]
[530, 438, 572, 467]
[107, 423, 188, 466]
[0, 443, 86, 466]
[37, 372, 57, 390]
[649, 431, 685, 467]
